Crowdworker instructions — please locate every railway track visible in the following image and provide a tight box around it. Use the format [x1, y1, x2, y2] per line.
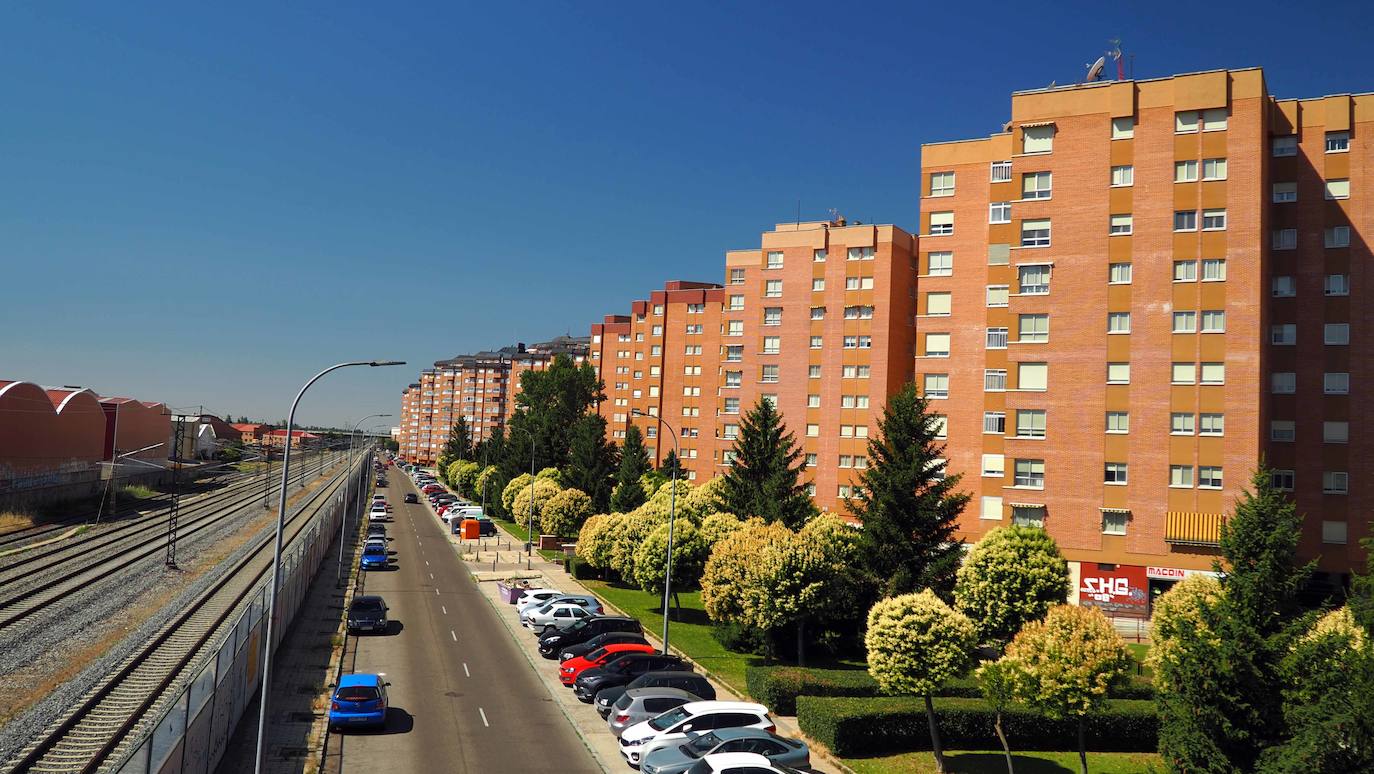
[3, 451, 373, 773]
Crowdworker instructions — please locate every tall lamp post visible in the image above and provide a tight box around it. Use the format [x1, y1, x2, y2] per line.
[338, 413, 390, 585]
[631, 409, 679, 655]
[254, 360, 403, 774]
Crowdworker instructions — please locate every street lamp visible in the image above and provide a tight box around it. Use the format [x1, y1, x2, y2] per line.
[339, 414, 391, 585]
[631, 409, 679, 656]
[254, 360, 403, 774]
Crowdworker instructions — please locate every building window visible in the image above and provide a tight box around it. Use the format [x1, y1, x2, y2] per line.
[1106, 362, 1130, 384]
[1175, 110, 1201, 133]
[1325, 323, 1350, 345]
[986, 285, 1009, 307]
[1021, 219, 1051, 247]
[1018, 313, 1049, 343]
[1174, 260, 1197, 282]
[726, 320, 743, 337]
[809, 336, 823, 349]
[1022, 125, 1054, 154]
[806, 424, 820, 438]
[1111, 116, 1134, 139]
[762, 336, 781, 354]
[1325, 372, 1350, 394]
[1102, 510, 1129, 535]
[989, 201, 1012, 224]
[1171, 413, 1195, 435]
[982, 454, 1005, 477]
[980, 495, 1004, 520]
[1012, 506, 1045, 528]
[1326, 274, 1350, 296]
[1013, 459, 1045, 488]
[764, 279, 783, 297]
[1203, 107, 1228, 130]
[986, 327, 1008, 349]
[1273, 182, 1297, 203]
[1110, 214, 1134, 235]
[1274, 228, 1298, 250]
[1173, 311, 1197, 333]
[1108, 262, 1132, 284]
[724, 345, 743, 362]
[1111, 165, 1134, 187]
[1324, 421, 1349, 444]
[728, 294, 744, 311]
[1326, 131, 1350, 153]
[983, 412, 1006, 434]
[1202, 209, 1227, 231]
[1201, 259, 1226, 281]
[930, 171, 956, 197]
[1325, 179, 1351, 200]
[1175, 160, 1199, 183]
[925, 333, 951, 357]
[1200, 413, 1224, 436]
[766, 251, 784, 269]
[842, 305, 874, 319]
[923, 373, 949, 399]
[1108, 312, 1131, 334]
[1201, 310, 1226, 333]
[1017, 362, 1048, 391]
[1105, 462, 1128, 485]
[929, 212, 954, 236]
[1200, 362, 1225, 384]
[1174, 211, 1197, 231]
[813, 249, 827, 262]
[763, 307, 782, 326]
[1270, 324, 1296, 345]
[729, 268, 745, 284]
[809, 365, 823, 378]
[1273, 135, 1297, 157]
[1016, 410, 1047, 438]
[927, 251, 953, 276]
[1272, 276, 1296, 297]
[1323, 520, 1348, 544]
[1170, 465, 1194, 488]
[848, 246, 875, 261]
[1198, 466, 1223, 489]
[1271, 470, 1295, 491]
[1022, 171, 1052, 200]
[932, 415, 948, 439]
[1018, 265, 1050, 294]
[1272, 372, 1297, 394]
[1172, 363, 1196, 384]
[984, 369, 1007, 391]
[927, 292, 952, 317]
[1323, 471, 1349, 495]
[1106, 411, 1129, 434]
[1326, 226, 1351, 248]
[725, 370, 742, 388]
[991, 160, 1012, 182]
[1271, 420, 1295, 442]
[811, 278, 825, 292]
[808, 307, 824, 320]
[1202, 158, 1227, 181]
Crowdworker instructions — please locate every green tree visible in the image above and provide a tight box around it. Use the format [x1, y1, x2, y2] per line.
[454, 460, 481, 497]
[512, 478, 563, 535]
[541, 487, 593, 538]
[715, 398, 816, 530]
[954, 525, 1069, 645]
[564, 414, 618, 513]
[633, 520, 710, 613]
[611, 425, 651, 512]
[1145, 574, 1223, 693]
[975, 659, 1019, 774]
[1155, 468, 1313, 772]
[576, 514, 619, 574]
[1000, 605, 1131, 774]
[474, 464, 500, 509]
[850, 383, 967, 599]
[502, 472, 533, 514]
[660, 449, 683, 481]
[698, 511, 743, 548]
[865, 590, 977, 773]
[509, 354, 605, 471]
[443, 418, 473, 461]
[609, 510, 670, 581]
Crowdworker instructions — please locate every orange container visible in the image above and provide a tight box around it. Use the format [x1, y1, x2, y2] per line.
[461, 519, 480, 539]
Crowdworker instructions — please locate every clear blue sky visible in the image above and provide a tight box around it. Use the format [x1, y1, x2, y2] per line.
[1, 0, 1367, 428]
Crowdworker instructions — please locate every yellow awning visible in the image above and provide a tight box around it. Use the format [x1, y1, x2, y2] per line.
[1165, 511, 1225, 546]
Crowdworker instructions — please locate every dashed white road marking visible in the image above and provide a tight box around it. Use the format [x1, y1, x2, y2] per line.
[435, 588, 440, 595]
[429, 572, 434, 580]
[478, 707, 489, 727]
[450, 630, 457, 642]
[441, 605, 447, 614]
[463, 662, 470, 677]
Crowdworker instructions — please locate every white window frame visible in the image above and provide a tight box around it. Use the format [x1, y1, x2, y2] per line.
[929, 171, 956, 197]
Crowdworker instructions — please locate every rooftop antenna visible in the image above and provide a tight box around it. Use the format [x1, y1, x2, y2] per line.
[1108, 38, 1125, 80]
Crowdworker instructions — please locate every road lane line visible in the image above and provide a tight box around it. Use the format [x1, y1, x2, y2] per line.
[478, 707, 489, 727]
[429, 572, 434, 580]
[425, 560, 430, 566]
[463, 662, 470, 677]
[450, 629, 458, 642]
[435, 588, 440, 595]
[442, 605, 447, 614]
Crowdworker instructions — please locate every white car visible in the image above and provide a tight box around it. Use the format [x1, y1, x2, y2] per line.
[515, 589, 563, 613]
[368, 504, 389, 522]
[687, 752, 801, 774]
[522, 602, 592, 631]
[618, 702, 774, 768]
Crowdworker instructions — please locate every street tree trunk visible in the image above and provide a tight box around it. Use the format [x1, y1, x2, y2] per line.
[924, 693, 945, 773]
[1077, 716, 1087, 774]
[994, 710, 1014, 774]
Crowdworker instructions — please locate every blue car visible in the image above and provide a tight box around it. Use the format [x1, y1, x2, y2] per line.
[360, 544, 389, 570]
[328, 673, 389, 730]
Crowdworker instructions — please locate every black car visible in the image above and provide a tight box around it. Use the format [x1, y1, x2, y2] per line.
[476, 517, 497, 537]
[375, 479, 386, 487]
[539, 615, 643, 659]
[594, 670, 717, 717]
[346, 595, 389, 634]
[366, 524, 387, 538]
[404, 493, 418, 504]
[558, 631, 651, 662]
[572, 653, 689, 702]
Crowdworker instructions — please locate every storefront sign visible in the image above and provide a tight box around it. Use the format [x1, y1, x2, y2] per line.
[1079, 564, 1149, 615]
[1146, 566, 1186, 580]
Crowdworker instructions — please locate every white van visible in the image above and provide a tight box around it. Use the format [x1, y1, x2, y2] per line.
[443, 506, 483, 524]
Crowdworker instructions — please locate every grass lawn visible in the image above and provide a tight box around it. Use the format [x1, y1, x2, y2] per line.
[492, 517, 531, 542]
[1127, 643, 1153, 678]
[845, 750, 1162, 773]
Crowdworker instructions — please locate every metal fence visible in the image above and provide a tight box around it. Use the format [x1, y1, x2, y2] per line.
[108, 455, 371, 774]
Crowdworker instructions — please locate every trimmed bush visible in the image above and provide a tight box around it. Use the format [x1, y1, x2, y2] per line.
[746, 667, 879, 715]
[797, 695, 1158, 757]
[569, 556, 600, 581]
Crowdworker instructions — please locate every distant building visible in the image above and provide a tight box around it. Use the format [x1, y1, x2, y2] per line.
[232, 422, 272, 445]
[266, 429, 319, 449]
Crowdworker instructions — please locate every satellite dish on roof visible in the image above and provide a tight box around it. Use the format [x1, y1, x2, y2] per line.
[1085, 56, 1106, 82]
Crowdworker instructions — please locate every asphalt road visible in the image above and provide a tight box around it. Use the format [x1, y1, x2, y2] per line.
[333, 468, 600, 773]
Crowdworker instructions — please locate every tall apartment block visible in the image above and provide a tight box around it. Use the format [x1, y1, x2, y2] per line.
[919, 67, 1370, 612]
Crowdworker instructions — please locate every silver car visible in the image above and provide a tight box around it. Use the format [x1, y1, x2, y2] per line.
[640, 728, 810, 774]
[607, 688, 699, 738]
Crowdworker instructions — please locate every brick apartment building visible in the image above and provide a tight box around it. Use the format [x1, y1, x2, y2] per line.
[918, 67, 1370, 611]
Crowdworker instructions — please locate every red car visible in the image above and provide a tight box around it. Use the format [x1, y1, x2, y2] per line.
[559, 642, 657, 686]
[421, 484, 443, 494]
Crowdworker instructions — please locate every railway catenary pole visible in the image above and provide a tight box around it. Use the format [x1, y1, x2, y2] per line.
[254, 360, 403, 774]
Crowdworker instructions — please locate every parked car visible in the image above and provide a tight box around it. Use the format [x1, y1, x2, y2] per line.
[595, 671, 717, 718]
[559, 642, 657, 686]
[607, 687, 699, 738]
[573, 653, 690, 702]
[522, 602, 594, 632]
[374, 479, 386, 487]
[555, 630, 649, 662]
[366, 524, 387, 538]
[421, 484, 443, 494]
[521, 593, 601, 615]
[639, 728, 809, 774]
[372, 494, 386, 502]
[368, 505, 388, 523]
[515, 588, 563, 610]
[544, 618, 645, 659]
[360, 544, 389, 570]
[475, 517, 497, 536]
[403, 493, 418, 504]
[618, 701, 774, 767]
[681, 752, 805, 774]
[328, 674, 389, 730]
[346, 595, 389, 634]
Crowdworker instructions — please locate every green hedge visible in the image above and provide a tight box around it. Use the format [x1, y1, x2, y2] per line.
[797, 696, 1158, 757]
[569, 556, 601, 580]
[747, 668, 1154, 715]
